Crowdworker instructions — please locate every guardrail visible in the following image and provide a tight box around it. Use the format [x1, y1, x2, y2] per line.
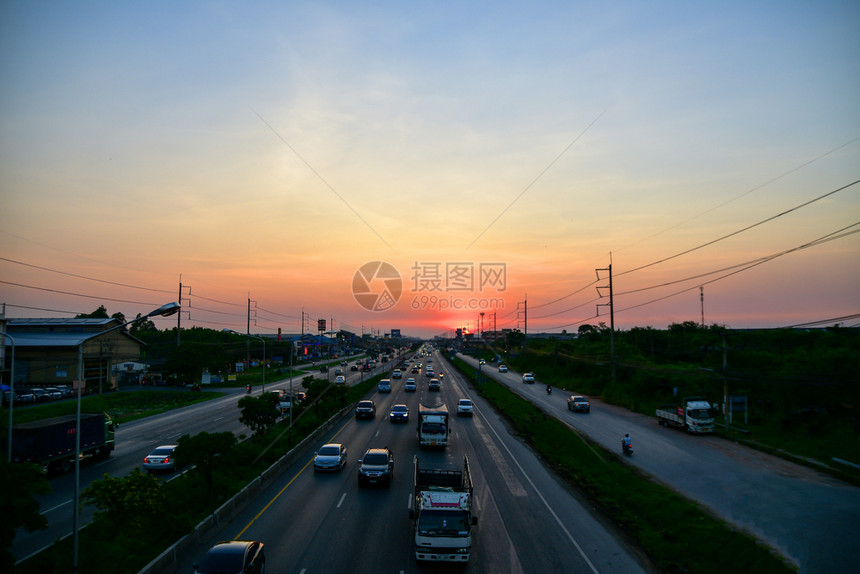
[138, 406, 351, 574]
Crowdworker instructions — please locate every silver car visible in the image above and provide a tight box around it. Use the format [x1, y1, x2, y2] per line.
[313, 443, 348, 472]
[143, 444, 178, 473]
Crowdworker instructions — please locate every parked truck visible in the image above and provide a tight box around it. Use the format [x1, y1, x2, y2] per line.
[11, 412, 117, 473]
[417, 403, 450, 449]
[656, 397, 714, 434]
[410, 455, 477, 562]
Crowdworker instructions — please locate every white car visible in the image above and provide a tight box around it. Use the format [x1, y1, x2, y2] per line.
[143, 445, 178, 473]
[522, 372, 535, 384]
[457, 399, 474, 416]
[334, 375, 346, 385]
[499, 364, 508, 373]
[405, 378, 417, 392]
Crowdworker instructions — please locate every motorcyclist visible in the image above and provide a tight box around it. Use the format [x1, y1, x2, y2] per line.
[622, 433, 632, 454]
[546, 385, 552, 395]
[245, 384, 251, 394]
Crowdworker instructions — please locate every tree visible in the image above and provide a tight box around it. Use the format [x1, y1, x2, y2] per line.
[75, 305, 126, 324]
[238, 395, 280, 436]
[164, 341, 230, 385]
[173, 432, 237, 497]
[76, 305, 110, 319]
[129, 312, 157, 336]
[81, 468, 164, 533]
[0, 460, 50, 572]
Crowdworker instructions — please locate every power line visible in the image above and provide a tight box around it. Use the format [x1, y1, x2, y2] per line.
[617, 178, 860, 278]
[616, 135, 860, 252]
[0, 257, 174, 294]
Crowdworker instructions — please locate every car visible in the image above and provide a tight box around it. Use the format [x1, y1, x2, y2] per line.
[334, 375, 346, 385]
[15, 389, 36, 403]
[568, 395, 591, 413]
[457, 398, 474, 416]
[355, 400, 376, 419]
[142, 444, 178, 473]
[428, 378, 440, 391]
[30, 388, 51, 402]
[411, 366, 420, 374]
[404, 378, 417, 392]
[392, 369, 402, 379]
[350, 364, 358, 371]
[358, 447, 394, 487]
[319, 365, 328, 373]
[193, 540, 266, 574]
[43, 387, 63, 400]
[389, 404, 409, 423]
[313, 443, 348, 471]
[522, 373, 536, 384]
[378, 378, 391, 393]
[499, 364, 508, 373]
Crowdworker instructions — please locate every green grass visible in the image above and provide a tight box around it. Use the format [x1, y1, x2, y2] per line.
[4, 389, 222, 426]
[455, 358, 795, 574]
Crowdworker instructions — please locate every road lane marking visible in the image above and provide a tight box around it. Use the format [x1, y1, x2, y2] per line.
[43, 499, 72, 514]
[336, 493, 347, 508]
[234, 418, 352, 539]
[478, 406, 600, 574]
[472, 415, 526, 497]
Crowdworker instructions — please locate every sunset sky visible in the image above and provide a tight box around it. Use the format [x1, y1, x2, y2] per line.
[1, 1, 858, 339]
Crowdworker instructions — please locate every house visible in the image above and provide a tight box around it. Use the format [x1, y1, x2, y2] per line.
[2, 317, 145, 393]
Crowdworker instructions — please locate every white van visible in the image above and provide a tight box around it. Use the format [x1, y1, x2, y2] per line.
[378, 379, 391, 393]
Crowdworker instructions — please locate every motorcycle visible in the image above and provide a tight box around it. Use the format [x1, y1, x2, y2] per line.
[622, 442, 633, 456]
[546, 386, 552, 395]
[245, 385, 251, 394]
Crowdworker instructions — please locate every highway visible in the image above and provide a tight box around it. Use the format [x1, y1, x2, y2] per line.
[171, 350, 649, 573]
[12, 358, 386, 565]
[457, 354, 860, 573]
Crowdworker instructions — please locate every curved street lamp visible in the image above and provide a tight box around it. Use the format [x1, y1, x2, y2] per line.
[73, 302, 180, 572]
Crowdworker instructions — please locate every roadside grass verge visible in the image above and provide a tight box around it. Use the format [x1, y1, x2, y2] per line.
[454, 358, 794, 574]
[4, 389, 222, 426]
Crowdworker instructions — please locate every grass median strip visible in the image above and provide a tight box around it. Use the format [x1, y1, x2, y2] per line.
[454, 358, 795, 574]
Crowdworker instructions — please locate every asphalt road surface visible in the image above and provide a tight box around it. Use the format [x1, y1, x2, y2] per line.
[459, 354, 860, 574]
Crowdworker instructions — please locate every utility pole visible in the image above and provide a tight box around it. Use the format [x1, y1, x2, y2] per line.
[596, 256, 616, 386]
[177, 276, 191, 346]
[700, 286, 705, 327]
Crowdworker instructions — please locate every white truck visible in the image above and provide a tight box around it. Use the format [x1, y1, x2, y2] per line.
[417, 403, 450, 449]
[410, 456, 477, 562]
[656, 397, 714, 434]
[268, 390, 291, 414]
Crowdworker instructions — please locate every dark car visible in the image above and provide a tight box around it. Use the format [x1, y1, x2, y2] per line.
[355, 400, 376, 419]
[193, 540, 265, 574]
[358, 447, 394, 487]
[428, 378, 440, 391]
[389, 404, 409, 423]
[319, 365, 328, 373]
[568, 395, 591, 413]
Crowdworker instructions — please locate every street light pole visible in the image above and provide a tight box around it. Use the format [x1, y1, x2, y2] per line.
[73, 302, 179, 573]
[2, 332, 16, 462]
